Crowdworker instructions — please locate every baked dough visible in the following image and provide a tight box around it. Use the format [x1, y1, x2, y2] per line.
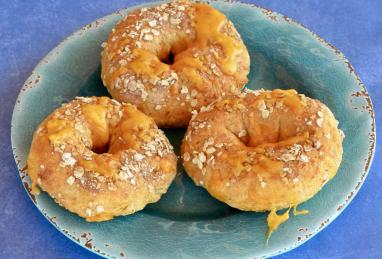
[181, 89, 344, 234]
[101, 1, 250, 127]
[27, 96, 177, 222]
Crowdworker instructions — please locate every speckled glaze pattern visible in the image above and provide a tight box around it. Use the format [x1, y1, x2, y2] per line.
[11, 1, 375, 258]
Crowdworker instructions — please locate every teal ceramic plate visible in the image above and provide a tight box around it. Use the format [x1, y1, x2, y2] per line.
[11, 1, 375, 258]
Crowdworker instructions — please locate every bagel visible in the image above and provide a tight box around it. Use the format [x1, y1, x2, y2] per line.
[181, 89, 344, 235]
[101, 1, 250, 127]
[27, 96, 177, 222]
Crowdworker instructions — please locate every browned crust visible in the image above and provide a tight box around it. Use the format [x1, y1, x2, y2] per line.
[181, 89, 343, 211]
[101, 1, 250, 127]
[27, 96, 177, 221]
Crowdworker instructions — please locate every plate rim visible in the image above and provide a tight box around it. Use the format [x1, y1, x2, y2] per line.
[11, 0, 376, 258]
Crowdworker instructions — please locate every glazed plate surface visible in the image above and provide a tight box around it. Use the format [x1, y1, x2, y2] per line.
[11, 1, 375, 258]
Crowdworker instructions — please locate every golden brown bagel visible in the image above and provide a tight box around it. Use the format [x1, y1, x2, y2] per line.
[181, 89, 343, 232]
[101, 1, 250, 127]
[27, 97, 177, 222]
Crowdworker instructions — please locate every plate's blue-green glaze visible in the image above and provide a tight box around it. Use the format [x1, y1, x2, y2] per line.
[11, 1, 375, 258]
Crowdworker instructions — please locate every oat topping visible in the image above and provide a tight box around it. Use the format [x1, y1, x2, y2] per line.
[119, 168, 131, 182]
[102, 1, 192, 99]
[119, 150, 157, 185]
[316, 118, 323, 127]
[73, 166, 84, 178]
[190, 99, 198, 107]
[257, 100, 272, 119]
[275, 101, 283, 109]
[148, 20, 157, 27]
[183, 152, 190, 161]
[280, 153, 295, 162]
[66, 176, 75, 186]
[85, 208, 92, 217]
[303, 145, 313, 152]
[299, 154, 310, 163]
[238, 129, 247, 138]
[96, 205, 104, 213]
[133, 153, 145, 161]
[215, 143, 224, 148]
[180, 86, 189, 94]
[275, 142, 316, 165]
[62, 152, 76, 167]
[206, 147, 216, 154]
[198, 152, 206, 163]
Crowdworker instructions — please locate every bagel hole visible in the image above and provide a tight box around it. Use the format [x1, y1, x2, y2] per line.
[92, 141, 110, 154]
[160, 51, 175, 65]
